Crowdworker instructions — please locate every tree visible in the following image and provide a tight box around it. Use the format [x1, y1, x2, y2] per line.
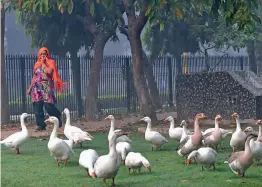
[119, 0, 158, 121]
[118, 17, 162, 111]
[76, 1, 122, 120]
[0, 1, 10, 125]
[146, 0, 261, 33]
[245, 1, 262, 74]
[142, 19, 200, 74]
[8, 0, 262, 123]
[11, 0, 123, 120]
[16, 2, 94, 118]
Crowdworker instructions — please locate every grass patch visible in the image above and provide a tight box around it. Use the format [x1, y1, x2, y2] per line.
[1, 133, 262, 187]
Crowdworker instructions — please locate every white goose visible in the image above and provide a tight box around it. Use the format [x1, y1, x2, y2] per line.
[79, 149, 99, 177]
[230, 113, 246, 153]
[202, 115, 223, 150]
[249, 120, 262, 165]
[226, 134, 258, 177]
[105, 114, 131, 143]
[203, 127, 233, 140]
[116, 135, 132, 144]
[94, 129, 124, 187]
[180, 120, 193, 143]
[187, 147, 217, 170]
[141, 116, 168, 151]
[116, 142, 131, 164]
[125, 152, 151, 173]
[45, 116, 74, 166]
[0, 113, 29, 154]
[244, 126, 258, 136]
[176, 113, 206, 164]
[203, 120, 233, 150]
[64, 139, 74, 149]
[164, 116, 187, 141]
[63, 108, 93, 147]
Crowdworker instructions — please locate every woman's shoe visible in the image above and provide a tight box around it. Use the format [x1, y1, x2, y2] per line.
[34, 127, 46, 132]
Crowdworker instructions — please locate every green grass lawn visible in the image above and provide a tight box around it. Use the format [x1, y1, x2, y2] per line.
[1, 133, 262, 187]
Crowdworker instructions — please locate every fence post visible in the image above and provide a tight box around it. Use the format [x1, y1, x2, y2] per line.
[167, 56, 173, 107]
[20, 56, 26, 112]
[75, 57, 83, 118]
[176, 55, 182, 75]
[125, 57, 131, 112]
[240, 56, 244, 70]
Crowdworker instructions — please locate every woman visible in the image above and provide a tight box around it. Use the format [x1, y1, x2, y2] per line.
[26, 47, 66, 131]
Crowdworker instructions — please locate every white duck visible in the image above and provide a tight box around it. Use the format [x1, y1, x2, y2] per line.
[225, 133, 258, 177]
[105, 114, 130, 143]
[164, 116, 187, 141]
[141, 116, 168, 151]
[125, 152, 151, 173]
[230, 113, 247, 153]
[202, 115, 223, 150]
[187, 147, 217, 170]
[64, 139, 74, 149]
[180, 120, 193, 143]
[116, 142, 131, 164]
[203, 127, 233, 140]
[177, 113, 206, 164]
[116, 135, 132, 144]
[244, 126, 258, 136]
[0, 113, 29, 154]
[79, 149, 99, 177]
[94, 129, 124, 187]
[45, 116, 74, 166]
[249, 120, 262, 165]
[63, 108, 93, 147]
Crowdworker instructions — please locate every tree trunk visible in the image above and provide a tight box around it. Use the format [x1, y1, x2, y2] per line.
[129, 32, 157, 122]
[142, 50, 161, 110]
[118, 24, 161, 112]
[123, 0, 157, 123]
[204, 49, 210, 71]
[70, 52, 83, 118]
[85, 37, 108, 120]
[0, 3, 9, 124]
[247, 40, 257, 74]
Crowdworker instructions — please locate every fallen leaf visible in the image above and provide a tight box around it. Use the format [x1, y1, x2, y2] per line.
[181, 180, 189, 182]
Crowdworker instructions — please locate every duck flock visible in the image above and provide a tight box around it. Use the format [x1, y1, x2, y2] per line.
[1, 108, 262, 186]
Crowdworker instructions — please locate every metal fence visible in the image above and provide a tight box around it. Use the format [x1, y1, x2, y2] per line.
[5, 54, 251, 122]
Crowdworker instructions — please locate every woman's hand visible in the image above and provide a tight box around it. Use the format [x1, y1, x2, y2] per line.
[26, 88, 31, 96]
[42, 58, 53, 75]
[44, 66, 53, 75]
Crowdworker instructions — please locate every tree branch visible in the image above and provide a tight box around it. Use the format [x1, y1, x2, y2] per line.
[118, 25, 129, 39]
[123, 0, 136, 23]
[136, 7, 148, 33]
[123, 0, 148, 34]
[76, 15, 89, 31]
[83, 1, 99, 35]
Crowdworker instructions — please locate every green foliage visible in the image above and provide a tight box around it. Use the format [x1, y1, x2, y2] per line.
[146, 0, 261, 33]
[142, 19, 200, 59]
[2, 135, 262, 186]
[190, 12, 253, 53]
[14, 0, 93, 56]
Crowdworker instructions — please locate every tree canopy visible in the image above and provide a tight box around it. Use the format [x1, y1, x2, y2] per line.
[16, 1, 93, 56]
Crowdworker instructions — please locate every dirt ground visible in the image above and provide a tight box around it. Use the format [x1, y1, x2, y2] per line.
[0, 112, 258, 139]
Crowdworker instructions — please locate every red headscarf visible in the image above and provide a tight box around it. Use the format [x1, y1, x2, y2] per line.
[33, 47, 67, 94]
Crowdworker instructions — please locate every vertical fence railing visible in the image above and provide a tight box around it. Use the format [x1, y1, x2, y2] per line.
[5, 54, 254, 122]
